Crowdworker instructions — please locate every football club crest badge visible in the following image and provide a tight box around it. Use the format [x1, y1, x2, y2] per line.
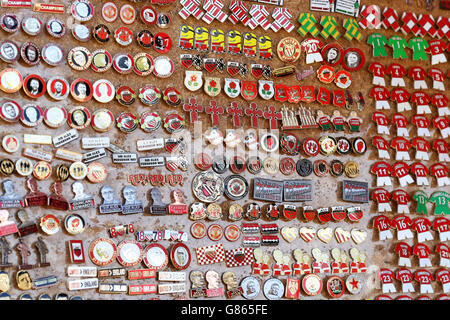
[184, 71, 203, 91]
[241, 81, 257, 101]
[258, 80, 275, 100]
[204, 77, 221, 97]
[224, 78, 241, 98]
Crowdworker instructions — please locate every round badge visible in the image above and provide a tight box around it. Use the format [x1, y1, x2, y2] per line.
[230, 156, 246, 174]
[335, 70, 352, 89]
[20, 42, 40, 65]
[153, 56, 174, 78]
[23, 74, 46, 99]
[192, 171, 224, 203]
[117, 240, 143, 267]
[43, 106, 67, 128]
[40, 214, 60, 235]
[153, 32, 172, 53]
[190, 221, 206, 239]
[321, 43, 344, 67]
[87, 162, 107, 183]
[93, 24, 111, 43]
[327, 276, 345, 298]
[0, 40, 19, 63]
[120, 4, 136, 24]
[342, 48, 365, 72]
[70, 78, 93, 102]
[224, 224, 241, 242]
[133, 53, 154, 76]
[206, 203, 222, 220]
[56, 164, 70, 181]
[72, 24, 90, 42]
[189, 202, 207, 220]
[0, 100, 21, 122]
[241, 276, 261, 300]
[71, 0, 94, 22]
[280, 157, 296, 175]
[88, 238, 117, 266]
[1, 14, 19, 33]
[20, 103, 43, 127]
[352, 137, 367, 155]
[246, 203, 261, 220]
[170, 243, 191, 270]
[277, 37, 301, 63]
[15, 158, 33, 176]
[164, 113, 185, 133]
[156, 13, 171, 28]
[194, 153, 212, 171]
[137, 30, 154, 48]
[64, 213, 86, 235]
[163, 86, 182, 106]
[92, 79, 115, 103]
[114, 27, 133, 46]
[314, 160, 329, 177]
[207, 224, 223, 241]
[113, 53, 134, 74]
[0, 159, 14, 176]
[260, 133, 279, 153]
[263, 278, 284, 300]
[69, 161, 87, 180]
[41, 43, 64, 66]
[330, 159, 344, 177]
[91, 49, 112, 72]
[317, 65, 335, 84]
[116, 86, 136, 106]
[68, 106, 91, 129]
[142, 243, 169, 270]
[140, 111, 161, 132]
[140, 6, 157, 25]
[38, 294, 51, 300]
[138, 85, 161, 105]
[46, 76, 69, 100]
[2, 135, 19, 153]
[211, 155, 228, 174]
[336, 137, 352, 155]
[302, 138, 320, 157]
[224, 175, 248, 201]
[102, 2, 118, 22]
[302, 274, 323, 296]
[21, 16, 42, 36]
[280, 133, 301, 155]
[263, 157, 279, 175]
[346, 275, 362, 294]
[344, 161, 360, 178]
[116, 112, 138, 133]
[247, 156, 262, 175]
[319, 136, 337, 155]
[296, 159, 313, 178]
[67, 47, 92, 71]
[33, 161, 52, 180]
[0, 69, 22, 95]
[91, 109, 114, 132]
[228, 203, 244, 221]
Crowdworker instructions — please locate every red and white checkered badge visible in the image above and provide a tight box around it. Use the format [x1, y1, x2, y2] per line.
[225, 247, 254, 267]
[196, 243, 225, 265]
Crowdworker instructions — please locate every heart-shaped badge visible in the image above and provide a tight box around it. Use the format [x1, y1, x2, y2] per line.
[334, 227, 350, 244]
[351, 229, 368, 244]
[281, 227, 298, 243]
[299, 227, 316, 243]
[317, 227, 333, 244]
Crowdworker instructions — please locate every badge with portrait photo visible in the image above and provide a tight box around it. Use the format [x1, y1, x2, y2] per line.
[46, 76, 69, 100]
[342, 48, 365, 72]
[70, 78, 93, 102]
[23, 74, 46, 99]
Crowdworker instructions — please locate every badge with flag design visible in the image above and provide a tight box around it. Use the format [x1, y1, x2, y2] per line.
[225, 247, 254, 268]
[203, 58, 217, 73]
[227, 61, 240, 76]
[196, 243, 226, 265]
[251, 64, 263, 78]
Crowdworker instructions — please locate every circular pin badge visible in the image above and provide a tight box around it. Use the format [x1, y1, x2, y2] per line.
[314, 160, 329, 177]
[230, 156, 246, 174]
[117, 240, 143, 267]
[0, 159, 14, 176]
[115, 86, 136, 106]
[137, 30, 154, 48]
[116, 112, 138, 133]
[91, 109, 114, 132]
[246, 203, 261, 220]
[153, 32, 172, 53]
[133, 53, 154, 76]
[335, 70, 352, 89]
[20, 42, 40, 66]
[46, 18, 65, 38]
[72, 24, 90, 42]
[87, 162, 107, 183]
[0, 40, 19, 63]
[344, 161, 360, 178]
[352, 137, 367, 155]
[211, 155, 228, 174]
[345, 275, 362, 294]
[40, 214, 60, 235]
[321, 43, 344, 67]
[224, 224, 241, 242]
[71, 0, 94, 22]
[192, 171, 224, 203]
[228, 203, 244, 221]
[91, 49, 112, 72]
[327, 276, 345, 298]
[302, 138, 319, 157]
[263, 278, 284, 300]
[23, 74, 46, 99]
[140, 6, 157, 25]
[47, 77, 69, 100]
[64, 213, 86, 235]
[246, 156, 262, 174]
[153, 56, 174, 78]
[67, 47, 92, 71]
[260, 133, 279, 153]
[89, 238, 117, 266]
[163, 113, 185, 133]
[93, 24, 110, 43]
[336, 137, 352, 155]
[280, 133, 301, 155]
[317, 65, 335, 84]
[302, 274, 323, 296]
[140, 111, 161, 132]
[41, 43, 64, 66]
[194, 153, 212, 171]
[112, 53, 134, 74]
[0, 100, 21, 122]
[207, 224, 223, 241]
[21, 16, 43, 36]
[0, 68, 23, 93]
[330, 159, 344, 177]
[1, 14, 19, 33]
[43, 106, 67, 128]
[206, 203, 222, 220]
[170, 243, 191, 270]
[16, 158, 33, 176]
[190, 221, 206, 239]
[277, 37, 301, 63]
[70, 78, 93, 102]
[68, 106, 91, 129]
[102, 2, 118, 22]
[143, 243, 168, 270]
[20, 103, 43, 127]
[342, 48, 365, 72]
[224, 175, 248, 201]
[156, 13, 171, 28]
[92, 79, 115, 103]
[189, 202, 207, 220]
[280, 157, 296, 175]
[263, 157, 279, 175]
[120, 4, 136, 24]
[115, 27, 133, 46]
[56, 164, 70, 181]
[38, 294, 51, 300]
[2, 135, 19, 153]
[163, 86, 182, 106]
[319, 136, 337, 155]
[69, 161, 87, 180]
[33, 161, 52, 180]
[138, 85, 161, 105]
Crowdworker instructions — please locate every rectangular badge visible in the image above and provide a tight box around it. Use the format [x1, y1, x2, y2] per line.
[98, 268, 126, 278]
[158, 272, 186, 282]
[83, 148, 107, 163]
[342, 180, 369, 203]
[23, 134, 52, 145]
[285, 278, 300, 299]
[69, 240, 85, 264]
[112, 153, 137, 163]
[67, 266, 97, 277]
[334, 0, 360, 17]
[98, 283, 127, 294]
[138, 157, 165, 168]
[128, 284, 157, 295]
[33, 276, 58, 289]
[107, 143, 127, 154]
[283, 180, 313, 202]
[196, 243, 225, 265]
[136, 138, 164, 151]
[23, 147, 53, 162]
[67, 278, 99, 291]
[33, 3, 65, 13]
[53, 129, 79, 148]
[1, 0, 32, 8]
[81, 137, 110, 149]
[158, 283, 186, 294]
[55, 149, 83, 162]
[243, 236, 261, 247]
[252, 178, 284, 202]
[128, 269, 156, 280]
[225, 247, 254, 268]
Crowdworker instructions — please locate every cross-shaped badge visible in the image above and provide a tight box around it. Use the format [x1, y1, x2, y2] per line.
[263, 105, 282, 130]
[183, 97, 203, 123]
[227, 102, 244, 127]
[205, 100, 224, 126]
[244, 102, 263, 128]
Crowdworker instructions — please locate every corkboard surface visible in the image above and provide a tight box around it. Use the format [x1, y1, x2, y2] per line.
[0, 0, 447, 300]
